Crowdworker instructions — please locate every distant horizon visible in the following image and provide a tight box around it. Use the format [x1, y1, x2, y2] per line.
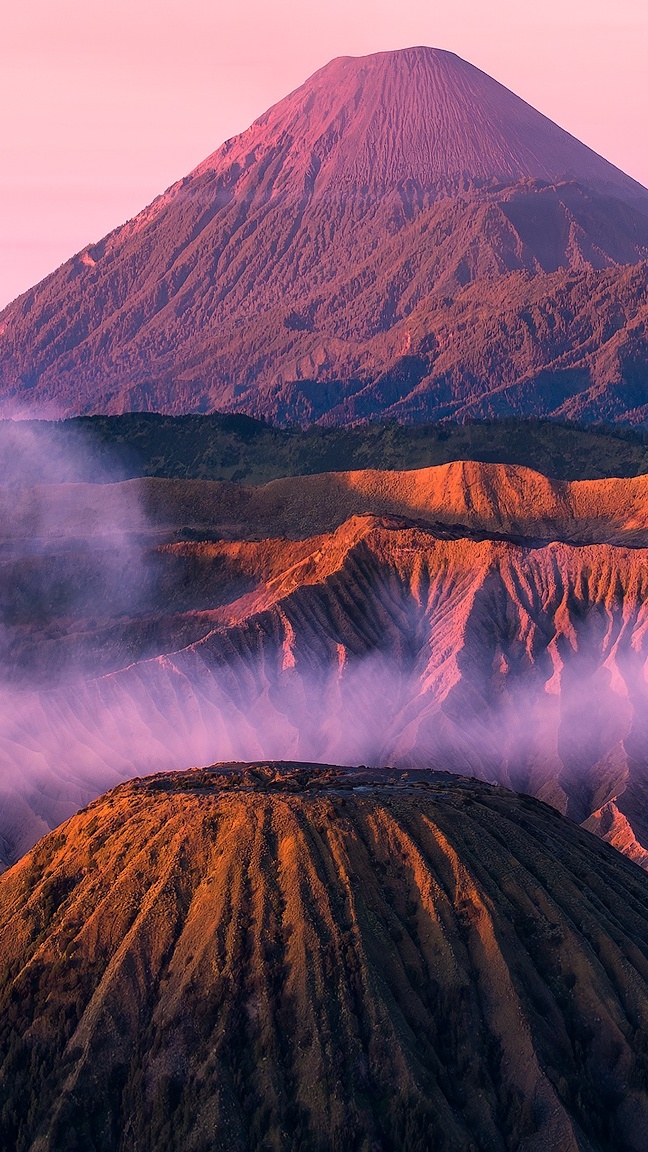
[1, 0, 647, 309]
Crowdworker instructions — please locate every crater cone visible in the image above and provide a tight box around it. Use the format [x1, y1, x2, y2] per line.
[2, 763, 648, 1150]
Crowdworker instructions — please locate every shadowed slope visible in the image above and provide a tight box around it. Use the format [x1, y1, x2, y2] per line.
[9, 414, 648, 485]
[1, 48, 648, 421]
[2, 765, 648, 1151]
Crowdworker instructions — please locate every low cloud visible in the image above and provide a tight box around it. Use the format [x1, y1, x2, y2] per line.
[1, 419, 646, 867]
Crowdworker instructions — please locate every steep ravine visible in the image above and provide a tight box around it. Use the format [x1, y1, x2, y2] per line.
[4, 462, 648, 869]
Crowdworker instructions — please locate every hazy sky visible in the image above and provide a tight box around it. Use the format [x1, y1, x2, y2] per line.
[1, 0, 646, 308]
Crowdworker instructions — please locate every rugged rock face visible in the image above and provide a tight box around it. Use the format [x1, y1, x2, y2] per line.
[2, 764, 648, 1152]
[3, 462, 648, 870]
[1, 47, 648, 423]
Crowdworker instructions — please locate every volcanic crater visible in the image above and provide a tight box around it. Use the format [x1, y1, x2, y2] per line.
[4, 461, 648, 871]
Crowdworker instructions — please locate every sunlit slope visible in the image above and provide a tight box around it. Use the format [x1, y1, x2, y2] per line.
[6, 461, 648, 545]
[4, 501, 648, 867]
[2, 765, 648, 1151]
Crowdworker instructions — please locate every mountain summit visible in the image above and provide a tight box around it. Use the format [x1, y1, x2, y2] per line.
[1, 47, 648, 422]
[195, 47, 648, 204]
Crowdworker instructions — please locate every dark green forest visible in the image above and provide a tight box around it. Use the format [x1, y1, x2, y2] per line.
[5, 413, 648, 484]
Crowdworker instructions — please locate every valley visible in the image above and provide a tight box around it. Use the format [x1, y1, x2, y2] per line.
[3, 33, 648, 1150]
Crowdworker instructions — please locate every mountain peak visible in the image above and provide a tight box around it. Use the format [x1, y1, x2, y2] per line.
[194, 45, 648, 207]
[1, 47, 648, 421]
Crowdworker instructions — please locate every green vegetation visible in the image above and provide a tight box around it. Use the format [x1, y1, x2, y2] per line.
[6, 412, 648, 483]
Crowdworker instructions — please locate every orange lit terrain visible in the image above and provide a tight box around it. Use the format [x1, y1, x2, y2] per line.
[2, 764, 648, 1150]
[3, 461, 648, 871]
[4, 40, 648, 1152]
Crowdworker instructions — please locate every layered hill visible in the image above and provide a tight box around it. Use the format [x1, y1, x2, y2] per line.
[3, 461, 648, 869]
[1, 48, 648, 422]
[6, 459, 648, 549]
[3, 764, 648, 1151]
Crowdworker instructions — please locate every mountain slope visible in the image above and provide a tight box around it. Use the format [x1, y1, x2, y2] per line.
[2, 764, 648, 1151]
[7, 460, 648, 549]
[192, 48, 648, 202]
[1, 48, 647, 422]
[4, 463, 648, 868]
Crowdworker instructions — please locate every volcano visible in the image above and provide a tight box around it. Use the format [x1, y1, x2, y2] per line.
[1, 47, 647, 422]
[3, 764, 648, 1151]
[4, 462, 648, 870]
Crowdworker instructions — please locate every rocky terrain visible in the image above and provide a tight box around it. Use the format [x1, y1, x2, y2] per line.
[3, 461, 648, 870]
[1, 48, 648, 423]
[2, 763, 648, 1151]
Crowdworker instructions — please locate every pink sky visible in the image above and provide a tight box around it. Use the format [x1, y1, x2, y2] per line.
[1, 0, 646, 309]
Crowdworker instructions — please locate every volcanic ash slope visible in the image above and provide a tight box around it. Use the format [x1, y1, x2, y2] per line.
[2, 765, 648, 1151]
[5, 462, 648, 867]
